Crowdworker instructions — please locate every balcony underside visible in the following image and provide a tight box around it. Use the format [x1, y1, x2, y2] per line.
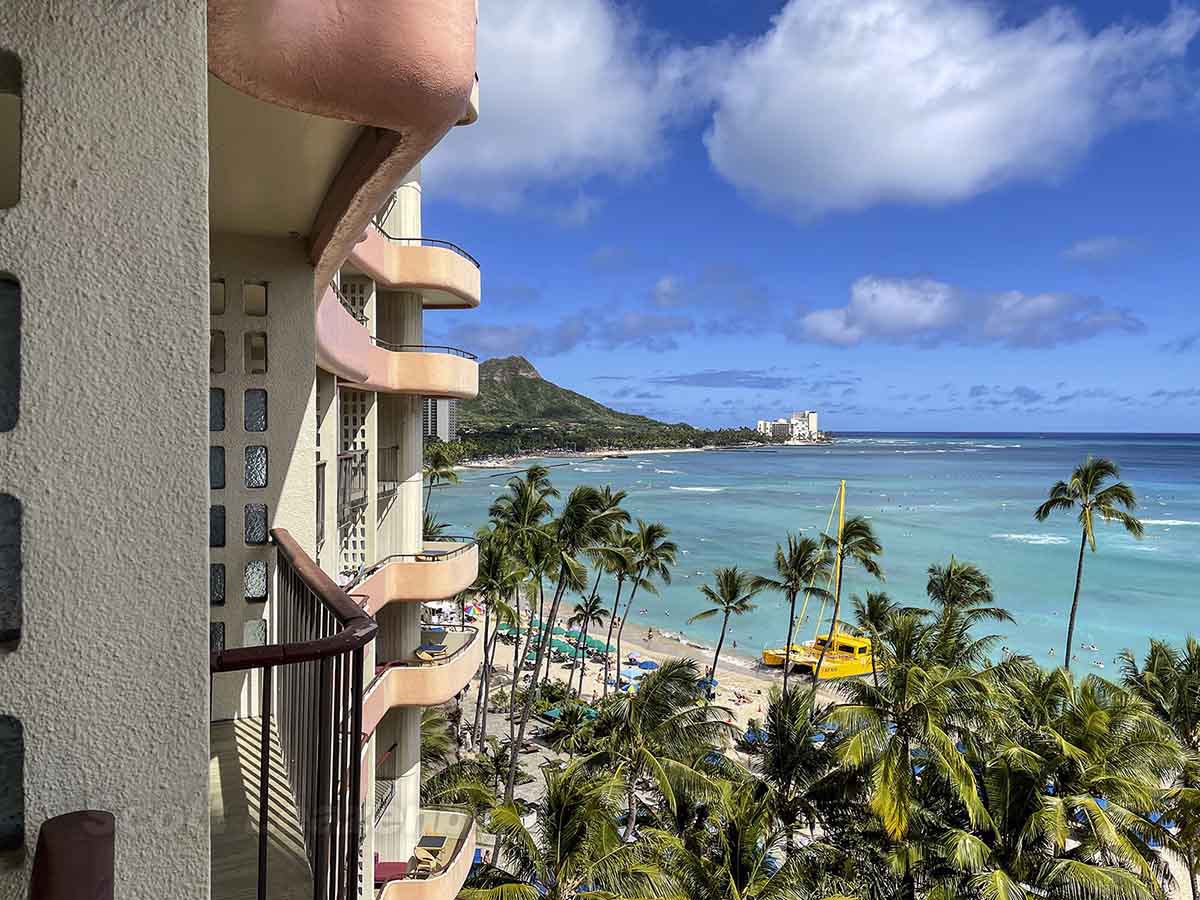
[210, 719, 311, 900]
[357, 543, 480, 613]
[346, 227, 480, 309]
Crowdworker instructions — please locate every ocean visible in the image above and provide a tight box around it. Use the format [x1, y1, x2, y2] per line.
[431, 434, 1200, 672]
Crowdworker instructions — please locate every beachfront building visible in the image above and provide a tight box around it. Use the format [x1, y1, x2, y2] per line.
[1, 3, 481, 899]
[756, 410, 821, 442]
[423, 397, 460, 442]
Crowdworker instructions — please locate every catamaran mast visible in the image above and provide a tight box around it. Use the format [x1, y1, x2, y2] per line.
[831, 479, 846, 643]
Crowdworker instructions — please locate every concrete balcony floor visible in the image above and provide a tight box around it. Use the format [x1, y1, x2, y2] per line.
[210, 718, 311, 900]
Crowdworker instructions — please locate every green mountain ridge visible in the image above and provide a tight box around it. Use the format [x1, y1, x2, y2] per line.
[457, 356, 671, 431]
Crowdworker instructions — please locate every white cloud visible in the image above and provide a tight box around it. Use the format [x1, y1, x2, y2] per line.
[1062, 235, 1136, 262]
[699, 0, 1199, 217]
[793, 275, 1145, 347]
[423, 0, 688, 207]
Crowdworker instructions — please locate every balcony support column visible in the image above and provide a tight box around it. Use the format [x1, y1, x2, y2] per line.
[376, 288, 426, 863]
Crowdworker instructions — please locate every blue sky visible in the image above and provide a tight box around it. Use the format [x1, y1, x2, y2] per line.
[421, 0, 1200, 432]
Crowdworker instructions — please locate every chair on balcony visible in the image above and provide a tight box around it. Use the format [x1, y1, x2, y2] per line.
[415, 643, 448, 663]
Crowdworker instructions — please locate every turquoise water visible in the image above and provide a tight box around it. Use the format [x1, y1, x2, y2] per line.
[431, 434, 1200, 671]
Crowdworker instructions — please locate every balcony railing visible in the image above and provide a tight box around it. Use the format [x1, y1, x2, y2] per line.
[377, 445, 399, 501]
[329, 280, 367, 326]
[337, 450, 368, 525]
[211, 529, 377, 900]
[366, 339, 477, 360]
[367, 220, 480, 269]
[316, 460, 327, 552]
[358, 537, 477, 583]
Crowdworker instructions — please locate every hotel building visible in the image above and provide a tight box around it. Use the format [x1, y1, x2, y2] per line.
[1, 3, 482, 899]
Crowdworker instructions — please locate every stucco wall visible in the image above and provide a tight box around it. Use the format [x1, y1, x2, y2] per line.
[209, 234, 318, 721]
[0, 2, 210, 897]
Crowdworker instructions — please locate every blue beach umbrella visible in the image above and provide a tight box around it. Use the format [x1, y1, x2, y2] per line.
[638, 660, 659, 670]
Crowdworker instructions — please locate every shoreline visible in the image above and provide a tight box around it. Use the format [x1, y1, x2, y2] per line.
[456, 441, 830, 470]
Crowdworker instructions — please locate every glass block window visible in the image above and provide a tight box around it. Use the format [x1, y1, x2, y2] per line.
[243, 619, 267, 647]
[341, 277, 369, 324]
[243, 282, 267, 316]
[210, 279, 226, 315]
[210, 563, 225, 607]
[244, 503, 268, 545]
[245, 446, 267, 489]
[245, 560, 267, 603]
[210, 622, 225, 653]
[210, 388, 225, 432]
[209, 505, 225, 548]
[0, 277, 18, 432]
[209, 446, 225, 490]
[210, 331, 225, 374]
[0, 715, 23, 851]
[0, 52, 20, 210]
[244, 389, 267, 432]
[0, 494, 19, 650]
[244, 332, 267, 374]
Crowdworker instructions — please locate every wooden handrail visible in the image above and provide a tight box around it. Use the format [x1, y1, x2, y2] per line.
[210, 528, 376, 673]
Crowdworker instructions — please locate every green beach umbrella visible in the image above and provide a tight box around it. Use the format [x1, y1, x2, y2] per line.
[550, 639, 575, 654]
[566, 629, 583, 639]
[585, 637, 610, 652]
[552, 626, 569, 636]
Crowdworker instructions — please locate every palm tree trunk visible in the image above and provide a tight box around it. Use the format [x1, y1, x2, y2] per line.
[782, 589, 797, 695]
[1064, 528, 1088, 671]
[506, 573, 568, 802]
[615, 573, 644, 691]
[473, 602, 491, 743]
[626, 790, 638, 839]
[814, 559, 844, 682]
[479, 611, 496, 744]
[711, 612, 729, 683]
[578, 621, 590, 698]
[603, 577, 624, 698]
[1187, 849, 1198, 900]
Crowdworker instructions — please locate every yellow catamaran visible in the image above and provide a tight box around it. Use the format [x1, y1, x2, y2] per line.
[761, 480, 878, 680]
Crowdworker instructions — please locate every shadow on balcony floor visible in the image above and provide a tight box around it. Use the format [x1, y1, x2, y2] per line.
[210, 717, 313, 900]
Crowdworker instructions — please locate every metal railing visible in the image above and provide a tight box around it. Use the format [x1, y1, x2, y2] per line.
[210, 529, 377, 900]
[337, 450, 368, 525]
[316, 460, 327, 552]
[329, 280, 367, 326]
[367, 221, 480, 269]
[376, 445, 399, 501]
[366, 338, 477, 360]
[357, 537, 477, 582]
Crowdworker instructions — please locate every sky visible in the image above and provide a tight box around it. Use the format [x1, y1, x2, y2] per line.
[420, 0, 1200, 433]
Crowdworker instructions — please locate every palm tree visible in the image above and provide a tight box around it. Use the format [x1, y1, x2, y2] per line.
[505, 485, 628, 802]
[654, 782, 824, 900]
[423, 441, 460, 508]
[814, 514, 883, 682]
[1034, 456, 1143, 668]
[541, 704, 594, 760]
[470, 530, 523, 745]
[614, 520, 678, 688]
[567, 593, 608, 699]
[751, 533, 833, 694]
[462, 764, 673, 900]
[687, 566, 762, 682]
[851, 591, 895, 688]
[832, 613, 994, 900]
[423, 509, 450, 540]
[1121, 637, 1200, 897]
[584, 657, 735, 838]
[924, 557, 1013, 668]
[749, 684, 844, 861]
[601, 528, 637, 698]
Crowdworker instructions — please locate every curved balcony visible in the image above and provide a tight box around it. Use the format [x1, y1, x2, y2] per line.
[348, 224, 481, 309]
[363, 627, 482, 732]
[356, 539, 479, 615]
[315, 285, 478, 397]
[375, 808, 476, 900]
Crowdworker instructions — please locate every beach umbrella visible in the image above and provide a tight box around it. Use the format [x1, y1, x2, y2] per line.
[638, 660, 659, 670]
[524, 652, 538, 663]
[551, 639, 574, 654]
[566, 629, 583, 640]
[585, 637, 611, 652]
[698, 677, 718, 690]
[620, 667, 645, 681]
[552, 626, 569, 636]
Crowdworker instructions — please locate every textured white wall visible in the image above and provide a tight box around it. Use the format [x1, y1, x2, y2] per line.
[0, 2, 210, 897]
